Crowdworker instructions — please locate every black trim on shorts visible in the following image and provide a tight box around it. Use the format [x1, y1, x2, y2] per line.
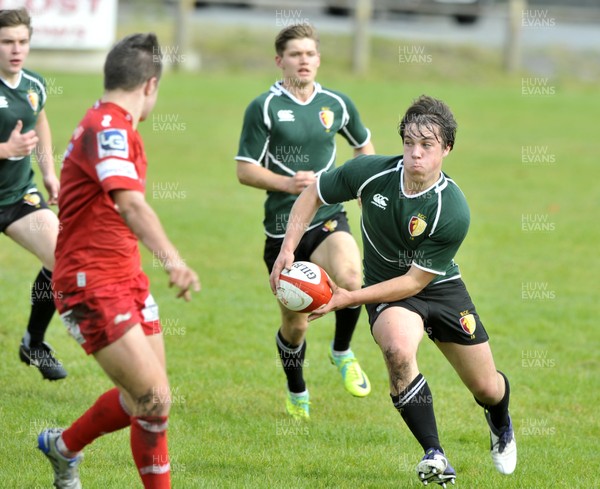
[263, 211, 352, 273]
[0, 191, 49, 233]
[365, 278, 489, 345]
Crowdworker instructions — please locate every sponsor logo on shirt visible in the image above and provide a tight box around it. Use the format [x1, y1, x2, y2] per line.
[371, 193, 389, 209]
[101, 115, 112, 127]
[97, 129, 129, 159]
[0, 96, 8, 108]
[96, 158, 139, 182]
[408, 215, 427, 237]
[319, 108, 334, 132]
[277, 109, 295, 122]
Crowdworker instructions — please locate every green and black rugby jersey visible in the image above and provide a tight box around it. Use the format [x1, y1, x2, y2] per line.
[0, 69, 47, 207]
[236, 81, 371, 237]
[318, 155, 470, 288]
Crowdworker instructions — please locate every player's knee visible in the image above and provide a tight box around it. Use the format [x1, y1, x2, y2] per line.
[132, 383, 171, 417]
[469, 379, 501, 405]
[333, 266, 361, 291]
[384, 349, 415, 381]
[41, 252, 55, 271]
[281, 311, 309, 332]
[282, 321, 309, 342]
[384, 343, 415, 364]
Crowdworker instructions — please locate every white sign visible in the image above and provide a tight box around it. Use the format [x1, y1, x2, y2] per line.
[0, 0, 118, 50]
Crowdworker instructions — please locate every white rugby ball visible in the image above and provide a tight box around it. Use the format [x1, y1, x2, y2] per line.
[277, 261, 333, 313]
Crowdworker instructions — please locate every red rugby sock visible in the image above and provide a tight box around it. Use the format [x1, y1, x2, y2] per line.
[61, 387, 131, 453]
[130, 415, 170, 488]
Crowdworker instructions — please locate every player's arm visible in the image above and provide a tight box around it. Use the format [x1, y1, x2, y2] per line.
[111, 189, 200, 301]
[33, 109, 59, 204]
[236, 160, 315, 195]
[354, 140, 375, 157]
[0, 119, 39, 160]
[309, 265, 435, 321]
[338, 93, 375, 157]
[269, 182, 323, 291]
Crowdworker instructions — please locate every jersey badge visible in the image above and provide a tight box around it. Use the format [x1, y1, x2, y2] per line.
[319, 108, 334, 132]
[277, 110, 295, 122]
[97, 129, 129, 159]
[23, 193, 41, 207]
[371, 193, 389, 209]
[459, 313, 477, 335]
[0, 96, 8, 108]
[322, 219, 338, 232]
[408, 215, 427, 237]
[26, 90, 39, 113]
[101, 115, 112, 127]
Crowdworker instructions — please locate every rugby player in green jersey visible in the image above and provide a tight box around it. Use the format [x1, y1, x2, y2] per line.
[0, 9, 66, 380]
[236, 24, 375, 419]
[271, 96, 517, 486]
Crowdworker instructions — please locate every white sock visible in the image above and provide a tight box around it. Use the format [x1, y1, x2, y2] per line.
[289, 389, 308, 398]
[56, 435, 78, 459]
[331, 344, 351, 357]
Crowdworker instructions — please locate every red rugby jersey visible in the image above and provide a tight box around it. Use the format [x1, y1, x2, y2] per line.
[54, 101, 148, 292]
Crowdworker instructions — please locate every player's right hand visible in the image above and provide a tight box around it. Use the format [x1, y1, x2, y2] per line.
[166, 261, 201, 301]
[8, 120, 38, 157]
[287, 170, 316, 194]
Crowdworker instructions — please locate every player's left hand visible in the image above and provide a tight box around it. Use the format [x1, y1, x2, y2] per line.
[269, 249, 295, 294]
[308, 276, 352, 321]
[43, 174, 60, 205]
[167, 261, 201, 301]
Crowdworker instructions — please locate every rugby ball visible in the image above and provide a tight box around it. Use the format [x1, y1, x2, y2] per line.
[277, 261, 333, 313]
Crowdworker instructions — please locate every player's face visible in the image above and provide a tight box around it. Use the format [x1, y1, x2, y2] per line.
[275, 38, 320, 89]
[402, 124, 451, 191]
[0, 25, 30, 80]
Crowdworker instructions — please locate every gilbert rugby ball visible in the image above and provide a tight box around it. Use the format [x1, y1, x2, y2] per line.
[277, 261, 333, 313]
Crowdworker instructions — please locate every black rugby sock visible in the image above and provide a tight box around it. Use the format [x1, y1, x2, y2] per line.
[26, 268, 56, 346]
[475, 370, 511, 429]
[276, 330, 307, 393]
[333, 306, 361, 352]
[391, 373, 442, 452]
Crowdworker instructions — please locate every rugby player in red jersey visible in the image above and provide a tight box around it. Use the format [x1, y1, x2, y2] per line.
[37, 33, 200, 489]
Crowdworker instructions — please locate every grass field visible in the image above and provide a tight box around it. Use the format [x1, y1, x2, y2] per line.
[0, 24, 599, 489]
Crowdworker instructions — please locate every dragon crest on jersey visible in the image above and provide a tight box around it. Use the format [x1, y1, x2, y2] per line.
[319, 108, 334, 131]
[26, 90, 39, 113]
[408, 215, 427, 237]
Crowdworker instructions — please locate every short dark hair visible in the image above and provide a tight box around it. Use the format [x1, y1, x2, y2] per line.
[104, 33, 162, 91]
[0, 8, 32, 36]
[274, 24, 319, 57]
[399, 95, 457, 150]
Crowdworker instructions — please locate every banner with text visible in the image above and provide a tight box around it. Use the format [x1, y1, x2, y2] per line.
[0, 0, 117, 49]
